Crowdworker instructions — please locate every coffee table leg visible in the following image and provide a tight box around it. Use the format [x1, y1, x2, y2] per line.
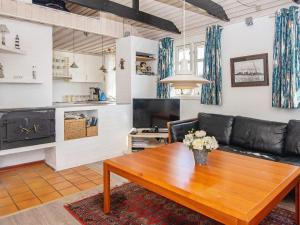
[103, 163, 110, 214]
[296, 181, 300, 225]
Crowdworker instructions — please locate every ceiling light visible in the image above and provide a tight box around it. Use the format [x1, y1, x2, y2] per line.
[70, 30, 79, 69]
[160, 0, 210, 90]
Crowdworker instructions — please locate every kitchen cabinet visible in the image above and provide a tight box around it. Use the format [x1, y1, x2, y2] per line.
[54, 51, 104, 83]
[85, 55, 104, 83]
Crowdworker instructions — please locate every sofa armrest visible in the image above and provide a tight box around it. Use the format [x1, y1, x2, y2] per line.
[167, 118, 198, 143]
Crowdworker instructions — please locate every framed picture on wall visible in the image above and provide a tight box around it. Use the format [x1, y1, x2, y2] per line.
[230, 53, 269, 87]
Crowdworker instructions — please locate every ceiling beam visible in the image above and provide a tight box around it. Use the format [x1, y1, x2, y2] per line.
[68, 0, 181, 34]
[186, 0, 230, 21]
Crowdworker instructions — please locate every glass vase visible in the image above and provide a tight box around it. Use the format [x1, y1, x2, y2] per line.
[192, 149, 208, 165]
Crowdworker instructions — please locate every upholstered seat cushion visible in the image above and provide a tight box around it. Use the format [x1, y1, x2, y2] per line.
[285, 120, 300, 156]
[198, 113, 234, 145]
[169, 119, 198, 142]
[219, 145, 278, 161]
[231, 116, 287, 156]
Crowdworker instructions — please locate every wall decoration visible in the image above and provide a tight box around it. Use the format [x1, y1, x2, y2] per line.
[120, 58, 125, 70]
[230, 53, 269, 87]
[0, 63, 4, 78]
[0, 24, 9, 46]
[32, 66, 37, 80]
[15, 35, 20, 49]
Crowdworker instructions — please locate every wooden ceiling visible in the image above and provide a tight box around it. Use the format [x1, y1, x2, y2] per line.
[53, 0, 293, 55]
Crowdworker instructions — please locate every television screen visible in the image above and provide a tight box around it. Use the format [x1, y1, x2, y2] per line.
[133, 98, 180, 129]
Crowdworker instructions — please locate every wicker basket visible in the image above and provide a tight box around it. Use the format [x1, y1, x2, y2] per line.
[86, 126, 98, 137]
[64, 118, 86, 140]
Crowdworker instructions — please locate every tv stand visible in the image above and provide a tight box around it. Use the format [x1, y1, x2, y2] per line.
[141, 128, 168, 134]
[127, 129, 169, 153]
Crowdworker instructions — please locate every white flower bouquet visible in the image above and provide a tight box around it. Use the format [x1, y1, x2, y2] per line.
[183, 130, 219, 165]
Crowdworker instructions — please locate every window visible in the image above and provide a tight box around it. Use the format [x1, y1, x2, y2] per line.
[175, 44, 192, 74]
[195, 43, 205, 76]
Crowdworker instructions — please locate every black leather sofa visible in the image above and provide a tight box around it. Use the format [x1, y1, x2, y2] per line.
[168, 113, 300, 166]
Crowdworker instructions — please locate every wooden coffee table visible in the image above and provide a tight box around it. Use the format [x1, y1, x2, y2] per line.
[103, 143, 300, 225]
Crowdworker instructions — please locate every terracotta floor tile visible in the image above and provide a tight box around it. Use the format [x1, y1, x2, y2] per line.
[0, 190, 9, 198]
[52, 181, 73, 190]
[0, 162, 102, 217]
[40, 173, 59, 180]
[72, 166, 90, 172]
[7, 185, 30, 195]
[36, 169, 55, 176]
[87, 175, 102, 181]
[0, 204, 18, 216]
[59, 169, 74, 176]
[91, 179, 103, 185]
[77, 169, 96, 176]
[0, 197, 14, 207]
[76, 181, 97, 191]
[32, 186, 56, 196]
[67, 176, 89, 185]
[23, 177, 45, 184]
[19, 172, 39, 179]
[28, 180, 49, 189]
[59, 186, 80, 196]
[62, 173, 81, 180]
[15, 198, 41, 210]
[11, 191, 36, 203]
[37, 191, 61, 203]
[47, 176, 66, 185]
[3, 181, 25, 189]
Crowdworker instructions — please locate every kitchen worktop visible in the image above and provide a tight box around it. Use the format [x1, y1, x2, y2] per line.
[52, 101, 117, 108]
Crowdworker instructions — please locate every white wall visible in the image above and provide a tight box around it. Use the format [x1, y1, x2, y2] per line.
[179, 16, 300, 123]
[116, 36, 158, 103]
[0, 17, 52, 108]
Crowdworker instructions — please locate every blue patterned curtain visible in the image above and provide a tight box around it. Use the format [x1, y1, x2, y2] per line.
[157, 37, 173, 98]
[272, 6, 300, 109]
[201, 25, 223, 105]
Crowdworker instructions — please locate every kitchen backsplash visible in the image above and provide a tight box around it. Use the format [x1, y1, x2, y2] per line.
[52, 80, 103, 102]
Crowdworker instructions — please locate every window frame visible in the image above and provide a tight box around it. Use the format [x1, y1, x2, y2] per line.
[194, 42, 205, 77]
[175, 44, 193, 75]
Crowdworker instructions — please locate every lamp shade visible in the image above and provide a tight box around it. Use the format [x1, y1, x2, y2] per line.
[160, 74, 210, 89]
[70, 62, 79, 68]
[0, 24, 9, 33]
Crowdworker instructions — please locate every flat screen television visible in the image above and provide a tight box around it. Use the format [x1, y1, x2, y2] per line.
[133, 98, 180, 129]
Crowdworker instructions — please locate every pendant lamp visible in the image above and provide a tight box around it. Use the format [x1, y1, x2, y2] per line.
[70, 30, 79, 68]
[160, 0, 210, 89]
[99, 35, 107, 73]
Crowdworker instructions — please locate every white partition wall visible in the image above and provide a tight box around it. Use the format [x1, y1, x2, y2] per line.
[116, 36, 158, 103]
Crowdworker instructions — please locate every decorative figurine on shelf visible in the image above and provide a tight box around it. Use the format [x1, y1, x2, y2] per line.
[120, 58, 125, 70]
[0, 63, 4, 78]
[0, 24, 9, 46]
[140, 62, 147, 72]
[32, 66, 37, 80]
[15, 35, 20, 49]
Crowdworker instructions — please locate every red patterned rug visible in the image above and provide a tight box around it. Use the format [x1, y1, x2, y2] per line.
[65, 183, 296, 225]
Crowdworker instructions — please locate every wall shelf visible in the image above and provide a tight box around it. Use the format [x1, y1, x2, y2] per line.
[0, 78, 43, 84]
[136, 55, 156, 61]
[0, 45, 26, 55]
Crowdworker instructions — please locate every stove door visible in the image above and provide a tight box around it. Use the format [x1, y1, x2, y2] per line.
[5, 111, 54, 142]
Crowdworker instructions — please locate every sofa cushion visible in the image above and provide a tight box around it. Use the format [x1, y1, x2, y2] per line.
[277, 155, 300, 166]
[219, 145, 278, 161]
[285, 120, 300, 156]
[170, 120, 198, 142]
[198, 113, 234, 145]
[231, 116, 287, 155]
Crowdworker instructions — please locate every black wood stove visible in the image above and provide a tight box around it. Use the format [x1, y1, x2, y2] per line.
[0, 108, 55, 150]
